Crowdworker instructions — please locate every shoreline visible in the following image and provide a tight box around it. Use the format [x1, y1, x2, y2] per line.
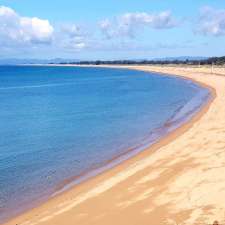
[3, 65, 223, 225]
[0, 66, 211, 223]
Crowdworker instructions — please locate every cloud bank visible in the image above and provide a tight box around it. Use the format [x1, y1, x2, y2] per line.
[0, 6, 180, 54]
[1, 5, 224, 57]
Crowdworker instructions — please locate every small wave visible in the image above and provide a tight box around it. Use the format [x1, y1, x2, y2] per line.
[0, 82, 78, 90]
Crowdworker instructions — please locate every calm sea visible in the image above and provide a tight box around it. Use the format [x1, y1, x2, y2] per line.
[0, 66, 210, 222]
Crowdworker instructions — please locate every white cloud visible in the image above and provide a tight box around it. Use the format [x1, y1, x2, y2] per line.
[56, 24, 89, 51]
[60, 24, 86, 38]
[99, 19, 114, 39]
[0, 6, 54, 45]
[0, 6, 89, 55]
[196, 6, 225, 36]
[99, 11, 178, 39]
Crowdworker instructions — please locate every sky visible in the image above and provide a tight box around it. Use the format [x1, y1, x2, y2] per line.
[0, 0, 225, 60]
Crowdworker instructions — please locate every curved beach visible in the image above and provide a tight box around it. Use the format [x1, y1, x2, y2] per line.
[4, 65, 225, 225]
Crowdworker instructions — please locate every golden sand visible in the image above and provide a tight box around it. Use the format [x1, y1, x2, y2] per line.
[4, 65, 225, 225]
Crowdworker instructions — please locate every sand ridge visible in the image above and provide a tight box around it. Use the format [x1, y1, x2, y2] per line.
[4, 65, 225, 225]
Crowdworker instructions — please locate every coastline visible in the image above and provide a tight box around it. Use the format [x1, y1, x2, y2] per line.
[4, 65, 225, 225]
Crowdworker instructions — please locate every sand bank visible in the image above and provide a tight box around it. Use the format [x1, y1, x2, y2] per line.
[4, 65, 225, 225]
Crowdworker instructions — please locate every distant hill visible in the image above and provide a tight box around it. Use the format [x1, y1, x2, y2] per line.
[0, 56, 208, 65]
[1, 56, 225, 66]
[0, 58, 79, 65]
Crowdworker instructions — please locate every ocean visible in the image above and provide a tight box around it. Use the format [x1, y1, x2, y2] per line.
[0, 66, 210, 222]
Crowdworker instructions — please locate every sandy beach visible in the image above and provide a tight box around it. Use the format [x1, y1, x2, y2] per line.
[4, 65, 225, 225]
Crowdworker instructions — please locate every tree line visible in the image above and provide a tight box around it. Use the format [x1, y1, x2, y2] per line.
[51, 56, 225, 66]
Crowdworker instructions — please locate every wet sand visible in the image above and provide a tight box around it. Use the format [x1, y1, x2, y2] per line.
[4, 65, 225, 225]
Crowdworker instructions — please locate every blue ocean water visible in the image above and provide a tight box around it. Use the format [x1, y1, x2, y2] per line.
[0, 66, 210, 222]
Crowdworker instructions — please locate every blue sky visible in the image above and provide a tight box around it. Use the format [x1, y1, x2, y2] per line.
[0, 0, 225, 59]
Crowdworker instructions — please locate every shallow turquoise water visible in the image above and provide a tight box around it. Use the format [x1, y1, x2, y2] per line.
[0, 66, 210, 222]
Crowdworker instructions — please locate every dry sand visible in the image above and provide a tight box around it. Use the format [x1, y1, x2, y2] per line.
[4, 65, 225, 225]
